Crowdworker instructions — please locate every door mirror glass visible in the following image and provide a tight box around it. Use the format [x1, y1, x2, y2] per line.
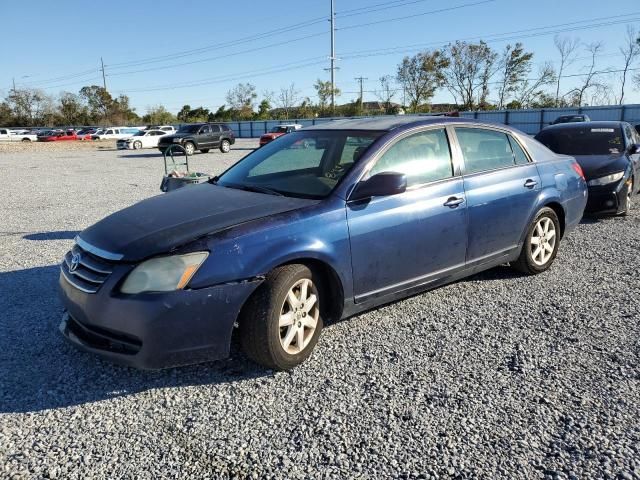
[629, 143, 640, 155]
[351, 172, 407, 201]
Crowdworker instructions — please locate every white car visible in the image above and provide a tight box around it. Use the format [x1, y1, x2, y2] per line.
[145, 125, 177, 134]
[92, 127, 140, 140]
[0, 128, 38, 142]
[116, 129, 168, 150]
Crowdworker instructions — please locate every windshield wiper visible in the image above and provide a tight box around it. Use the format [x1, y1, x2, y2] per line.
[220, 182, 284, 196]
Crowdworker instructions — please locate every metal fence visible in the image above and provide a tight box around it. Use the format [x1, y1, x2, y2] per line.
[225, 104, 640, 138]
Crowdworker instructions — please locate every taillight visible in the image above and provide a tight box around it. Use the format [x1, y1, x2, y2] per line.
[571, 162, 585, 180]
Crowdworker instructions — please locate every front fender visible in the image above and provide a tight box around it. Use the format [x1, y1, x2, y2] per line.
[188, 202, 354, 299]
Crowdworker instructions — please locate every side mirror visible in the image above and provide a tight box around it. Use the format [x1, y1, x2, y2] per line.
[629, 143, 640, 155]
[350, 172, 407, 201]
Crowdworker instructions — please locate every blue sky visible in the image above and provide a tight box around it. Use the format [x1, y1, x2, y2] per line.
[1, 0, 639, 114]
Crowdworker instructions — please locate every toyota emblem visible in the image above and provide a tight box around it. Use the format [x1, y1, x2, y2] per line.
[69, 253, 81, 273]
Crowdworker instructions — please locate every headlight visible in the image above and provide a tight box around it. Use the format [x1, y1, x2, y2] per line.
[172, 138, 182, 143]
[587, 171, 624, 186]
[120, 252, 208, 294]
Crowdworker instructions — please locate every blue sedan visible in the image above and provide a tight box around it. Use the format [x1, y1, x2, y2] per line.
[59, 116, 588, 370]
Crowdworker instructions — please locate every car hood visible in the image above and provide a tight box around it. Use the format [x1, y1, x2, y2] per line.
[79, 184, 318, 262]
[572, 154, 629, 180]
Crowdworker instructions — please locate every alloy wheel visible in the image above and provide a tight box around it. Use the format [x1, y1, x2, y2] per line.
[278, 278, 319, 354]
[530, 217, 557, 266]
[185, 143, 195, 155]
[221, 140, 230, 153]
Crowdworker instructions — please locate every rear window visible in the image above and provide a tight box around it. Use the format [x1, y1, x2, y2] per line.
[536, 127, 624, 155]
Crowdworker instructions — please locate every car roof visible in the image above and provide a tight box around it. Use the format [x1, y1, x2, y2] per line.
[303, 115, 477, 132]
[541, 121, 625, 132]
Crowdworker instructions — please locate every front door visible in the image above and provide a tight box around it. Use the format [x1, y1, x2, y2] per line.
[347, 127, 468, 302]
[453, 126, 542, 263]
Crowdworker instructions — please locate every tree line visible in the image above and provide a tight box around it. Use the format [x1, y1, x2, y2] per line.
[1, 30, 639, 127]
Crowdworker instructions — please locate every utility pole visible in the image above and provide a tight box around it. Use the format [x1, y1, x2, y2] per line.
[329, 0, 336, 114]
[100, 57, 107, 90]
[354, 76, 367, 115]
[12, 77, 16, 93]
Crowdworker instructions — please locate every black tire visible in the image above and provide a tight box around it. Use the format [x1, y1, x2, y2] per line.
[21, 138, 30, 142]
[184, 142, 196, 155]
[133, 140, 142, 150]
[620, 177, 633, 216]
[220, 139, 231, 153]
[200, 149, 210, 153]
[239, 264, 324, 370]
[511, 207, 561, 275]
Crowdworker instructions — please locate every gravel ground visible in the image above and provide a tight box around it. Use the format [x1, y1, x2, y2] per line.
[0, 140, 639, 479]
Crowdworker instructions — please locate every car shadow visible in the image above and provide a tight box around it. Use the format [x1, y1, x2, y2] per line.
[0, 265, 270, 414]
[23, 230, 80, 241]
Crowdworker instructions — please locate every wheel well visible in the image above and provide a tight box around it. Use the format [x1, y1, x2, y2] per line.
[545, 202, 566, 238]
[281, 259, 345, 323]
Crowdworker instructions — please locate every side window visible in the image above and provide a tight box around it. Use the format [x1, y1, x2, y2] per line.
[210, 125, 221, 133]
[106, 130, 113, 135]
[368, 128, 453, 187]
[508, 135, 530, 165]
[456, 128, 515, 174]
[199, 125, 210, 134]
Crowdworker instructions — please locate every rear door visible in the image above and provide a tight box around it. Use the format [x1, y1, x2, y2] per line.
[452, 126, 541, 264]
[624, 123, 640, 180]
[347, 127, 468, 302]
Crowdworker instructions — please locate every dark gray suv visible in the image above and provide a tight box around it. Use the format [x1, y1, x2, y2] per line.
[158, 123, 235, 155]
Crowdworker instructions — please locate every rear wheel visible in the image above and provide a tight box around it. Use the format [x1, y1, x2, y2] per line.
[239, 264, 323, 370]
[21, 138, 30, 142]
[220, 139, 231, 153]
[184, 142, 196, 155]
[511, 207, 560, 275]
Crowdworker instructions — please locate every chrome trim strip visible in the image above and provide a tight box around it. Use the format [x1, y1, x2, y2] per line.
[60, 267, 98, 294]
[75, 236, 123, 261]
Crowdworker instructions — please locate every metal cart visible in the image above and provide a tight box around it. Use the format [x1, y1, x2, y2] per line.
[159, 144, 212, 192]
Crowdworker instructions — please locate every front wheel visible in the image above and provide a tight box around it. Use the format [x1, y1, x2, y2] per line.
[220, 139, 231, 153]
[511, 207, 561, 275]
[133, 140, 142, 150]
[620, 177, 633, 216]
[184, 142, 196, 155]
[239, 264, 324, 370]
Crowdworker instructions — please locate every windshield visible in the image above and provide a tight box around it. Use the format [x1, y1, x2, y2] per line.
[217, 130, 382, 199]
[270, 126, 288, 133]
[134, 131, 146, 136]
[178, 124, 202, 134]
[536, 127, 625, 155]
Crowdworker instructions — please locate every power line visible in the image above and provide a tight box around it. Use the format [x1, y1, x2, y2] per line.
[338, 0, 496, 32]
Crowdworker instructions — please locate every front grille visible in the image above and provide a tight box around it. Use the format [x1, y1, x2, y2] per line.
[60, 244, 115, 294]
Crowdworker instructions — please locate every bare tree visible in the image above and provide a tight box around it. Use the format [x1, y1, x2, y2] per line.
[496, 43, 534, 109]
[618, 26, 640, 104]
[276, 83, 300, 119]
[553, 36, 580, 107]
[225, 83, 257, 119]
[374, 75, 397, 114]
[7, 88, 54, 125]
[443, 41, 497, 110]
[514, 62, 556, 108]
[397, 50, 449, 113]
[572, 42, 604, 106]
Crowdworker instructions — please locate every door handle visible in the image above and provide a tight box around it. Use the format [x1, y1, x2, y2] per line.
[443, 196, 465, 208]
[524, 179, 538, 189]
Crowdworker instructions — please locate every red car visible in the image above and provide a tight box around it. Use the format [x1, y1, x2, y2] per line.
[38, 130, 78, 142]
[259, 124, 302, 146]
